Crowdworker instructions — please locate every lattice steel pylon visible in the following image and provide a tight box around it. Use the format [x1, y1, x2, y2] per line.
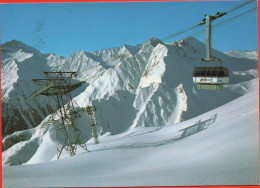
[86, 104, 99, 144]
[30, 72, 88, 159]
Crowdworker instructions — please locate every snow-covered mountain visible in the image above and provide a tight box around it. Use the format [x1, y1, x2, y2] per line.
[3, 77, 259, 186]
[225, 49, 258, 60]
[1, 37, 258, 167]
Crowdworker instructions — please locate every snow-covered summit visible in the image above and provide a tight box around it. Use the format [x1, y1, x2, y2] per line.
[143, 37, 164, 47]
[225, 49, 258, 60]
[2, 40, 40, 54]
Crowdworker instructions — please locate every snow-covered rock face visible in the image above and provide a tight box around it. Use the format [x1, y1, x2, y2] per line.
[1, 40, 63, 136]
[1, 37, 258, 166]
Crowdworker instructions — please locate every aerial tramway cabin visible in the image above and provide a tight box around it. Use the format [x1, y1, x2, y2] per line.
[193, 66, 229, 90]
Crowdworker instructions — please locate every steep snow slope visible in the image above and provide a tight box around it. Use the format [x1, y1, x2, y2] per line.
[3, 78, 259, 187]
[1, 41, 56, 136]
[1, 37, 258, 165]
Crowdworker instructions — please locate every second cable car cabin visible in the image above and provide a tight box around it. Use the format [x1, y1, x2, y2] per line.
[193, 12, 229, 90]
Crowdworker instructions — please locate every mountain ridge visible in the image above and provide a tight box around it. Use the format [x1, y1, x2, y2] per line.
[1, 36, 258, 165]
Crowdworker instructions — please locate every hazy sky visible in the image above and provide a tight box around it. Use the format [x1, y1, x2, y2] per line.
[0, 1, 258, 56]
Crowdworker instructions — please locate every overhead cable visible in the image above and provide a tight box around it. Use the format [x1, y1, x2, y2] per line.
[116, 3, 198, 44]
[161, 24, 200, 41]
[226, 0, 256, 14]
[214, 7, 257, 28]
[161, 0, 256, 42]
[191, 7, 257, 37]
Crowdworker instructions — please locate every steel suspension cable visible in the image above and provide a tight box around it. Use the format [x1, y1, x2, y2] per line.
[116, 3, 199, 44]
[214, 7, 257, 29]
[226, 0, 256, 14]
[161, 24, 200, 41]
[191, 7, 257, 37]
[160, 0, 256, 42]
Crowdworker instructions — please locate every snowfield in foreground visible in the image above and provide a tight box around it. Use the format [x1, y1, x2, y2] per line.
[3, 78, 259, 187]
